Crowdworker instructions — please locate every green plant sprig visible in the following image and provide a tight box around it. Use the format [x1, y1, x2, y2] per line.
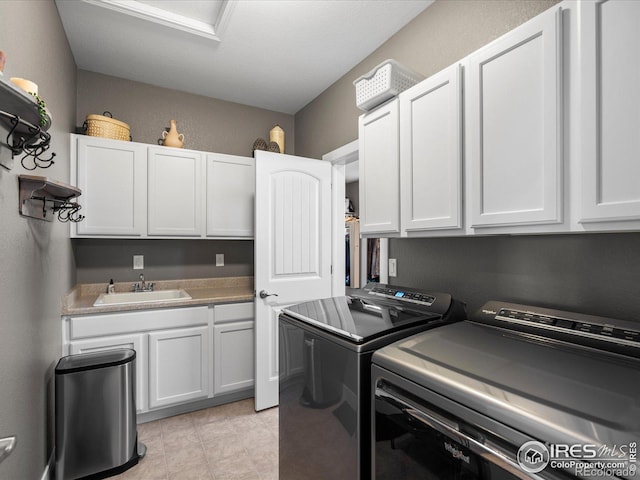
[29, 92, 47, 127]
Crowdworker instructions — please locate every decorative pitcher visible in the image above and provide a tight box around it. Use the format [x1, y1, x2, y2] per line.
[162, 119, 184, 148]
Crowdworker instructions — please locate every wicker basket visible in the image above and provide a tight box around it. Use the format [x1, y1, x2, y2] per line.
[84, 112, 130, 141]
[353, 59, 424, 112]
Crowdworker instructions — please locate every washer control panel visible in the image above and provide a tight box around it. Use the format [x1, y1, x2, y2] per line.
[368, 285, 435, 307]
[495, 308, 640, 345]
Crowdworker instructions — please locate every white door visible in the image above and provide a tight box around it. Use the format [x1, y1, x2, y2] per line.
[254, 151, 332, 411]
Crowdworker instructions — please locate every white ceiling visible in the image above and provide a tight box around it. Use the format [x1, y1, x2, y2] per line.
[55, 0, 433, 114]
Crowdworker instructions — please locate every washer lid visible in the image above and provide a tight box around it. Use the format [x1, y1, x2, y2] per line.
[282, 295, 443, 343]
[373, 321, 640, 447]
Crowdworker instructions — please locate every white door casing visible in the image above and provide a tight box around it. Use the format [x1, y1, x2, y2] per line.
[254, 151, 332, 411]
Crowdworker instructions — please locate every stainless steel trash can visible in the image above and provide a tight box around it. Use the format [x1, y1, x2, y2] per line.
[55, 349, 144, 480]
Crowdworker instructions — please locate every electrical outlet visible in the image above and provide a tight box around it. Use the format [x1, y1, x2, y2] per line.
[133, 255, 144, 270]
[389, 258, 397, 277]
[216, 254, 224, 267]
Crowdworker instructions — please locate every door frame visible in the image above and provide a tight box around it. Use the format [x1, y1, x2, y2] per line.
[322, 140, 388, 295]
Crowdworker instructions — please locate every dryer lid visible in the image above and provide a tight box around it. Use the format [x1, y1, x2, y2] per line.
[373, 320, 640, 447]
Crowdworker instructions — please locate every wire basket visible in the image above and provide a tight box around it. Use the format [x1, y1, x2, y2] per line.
[353, 59, 424, 112]
[84, 112, 130, 141]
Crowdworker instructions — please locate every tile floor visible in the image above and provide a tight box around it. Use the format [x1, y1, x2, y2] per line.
[113, 399, 278, 480]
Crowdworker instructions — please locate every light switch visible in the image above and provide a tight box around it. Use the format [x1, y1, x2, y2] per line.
[133, 255, 144, 270]
[216, 254, 224, 267]
[389, 258, 397, 277]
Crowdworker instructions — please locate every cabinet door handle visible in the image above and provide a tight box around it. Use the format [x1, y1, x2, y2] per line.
[0, 436, 17, 465]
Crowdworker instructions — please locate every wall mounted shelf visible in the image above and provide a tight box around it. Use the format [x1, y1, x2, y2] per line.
[0, 77, 54, 170]
[19, 175, 83, 222]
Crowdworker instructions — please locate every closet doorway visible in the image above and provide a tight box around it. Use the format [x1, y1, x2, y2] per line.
[324, 141, 388, 297]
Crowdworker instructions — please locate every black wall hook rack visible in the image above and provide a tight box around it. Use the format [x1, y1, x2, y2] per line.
[18, 175, 84, 223]
[0, 77, 54, 171]
[31, 196, 84, 222]
[0, 110, 55, 170]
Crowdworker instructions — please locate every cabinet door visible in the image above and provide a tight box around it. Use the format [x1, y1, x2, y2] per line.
[213, 320, 255, 394]
[69, 333, 147, 413]
[579, 0, 640, 224]
[206, 153, 255, 237]
[74, 135, 147, 236]
[148, 326, 211, 409]
[359, 100, 400, 235]
[400, 64, 462, 234]
[466, 7, 562, 228]
[213, 302, 254, 395]
[147, 147, 203, 236]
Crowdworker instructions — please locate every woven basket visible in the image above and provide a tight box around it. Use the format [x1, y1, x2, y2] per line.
[85, 112, 130, 141]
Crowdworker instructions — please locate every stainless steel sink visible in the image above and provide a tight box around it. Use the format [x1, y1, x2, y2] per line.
[93, 289, 192, 306]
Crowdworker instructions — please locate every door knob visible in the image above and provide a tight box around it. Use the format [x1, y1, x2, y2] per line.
[259, 290, 278, 299]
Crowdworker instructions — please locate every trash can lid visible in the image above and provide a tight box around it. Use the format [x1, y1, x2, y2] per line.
[55, 348, 136, 374]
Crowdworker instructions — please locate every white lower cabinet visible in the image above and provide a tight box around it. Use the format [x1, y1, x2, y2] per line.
[63, 302, 255, 416]
[213, 302, 255, 395]
[148, 325, 211, 408]
[68, 333, 147, 413]
[63, 305, 211, 415]
[213, 321, 254, 394]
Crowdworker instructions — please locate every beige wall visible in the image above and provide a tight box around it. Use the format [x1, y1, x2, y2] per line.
[0, 1, 77, 477]
[77, 70, 294, 156]
[74, 71, 278, 284]
[295, 0, 559, 159]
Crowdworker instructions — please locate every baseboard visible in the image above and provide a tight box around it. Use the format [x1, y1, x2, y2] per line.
[137, 390, 253, 424]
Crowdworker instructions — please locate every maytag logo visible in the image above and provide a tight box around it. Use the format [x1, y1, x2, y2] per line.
[482, 309, 497, 315]
[444, 442, 470, 464]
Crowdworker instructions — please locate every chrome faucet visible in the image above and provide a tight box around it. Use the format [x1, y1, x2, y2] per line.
[132, 273, 154, 292]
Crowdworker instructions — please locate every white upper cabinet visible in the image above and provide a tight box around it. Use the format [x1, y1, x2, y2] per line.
[466, 7, 563, 230]
[577, 0, 640, 227]
[359, 99, 400, 235]
[73, 135, 147, 236]
[206, 153, 255, 237]
[71, 135, 254, 238]
[400, 64, 463, 235]
[148, 147, 204, 236]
